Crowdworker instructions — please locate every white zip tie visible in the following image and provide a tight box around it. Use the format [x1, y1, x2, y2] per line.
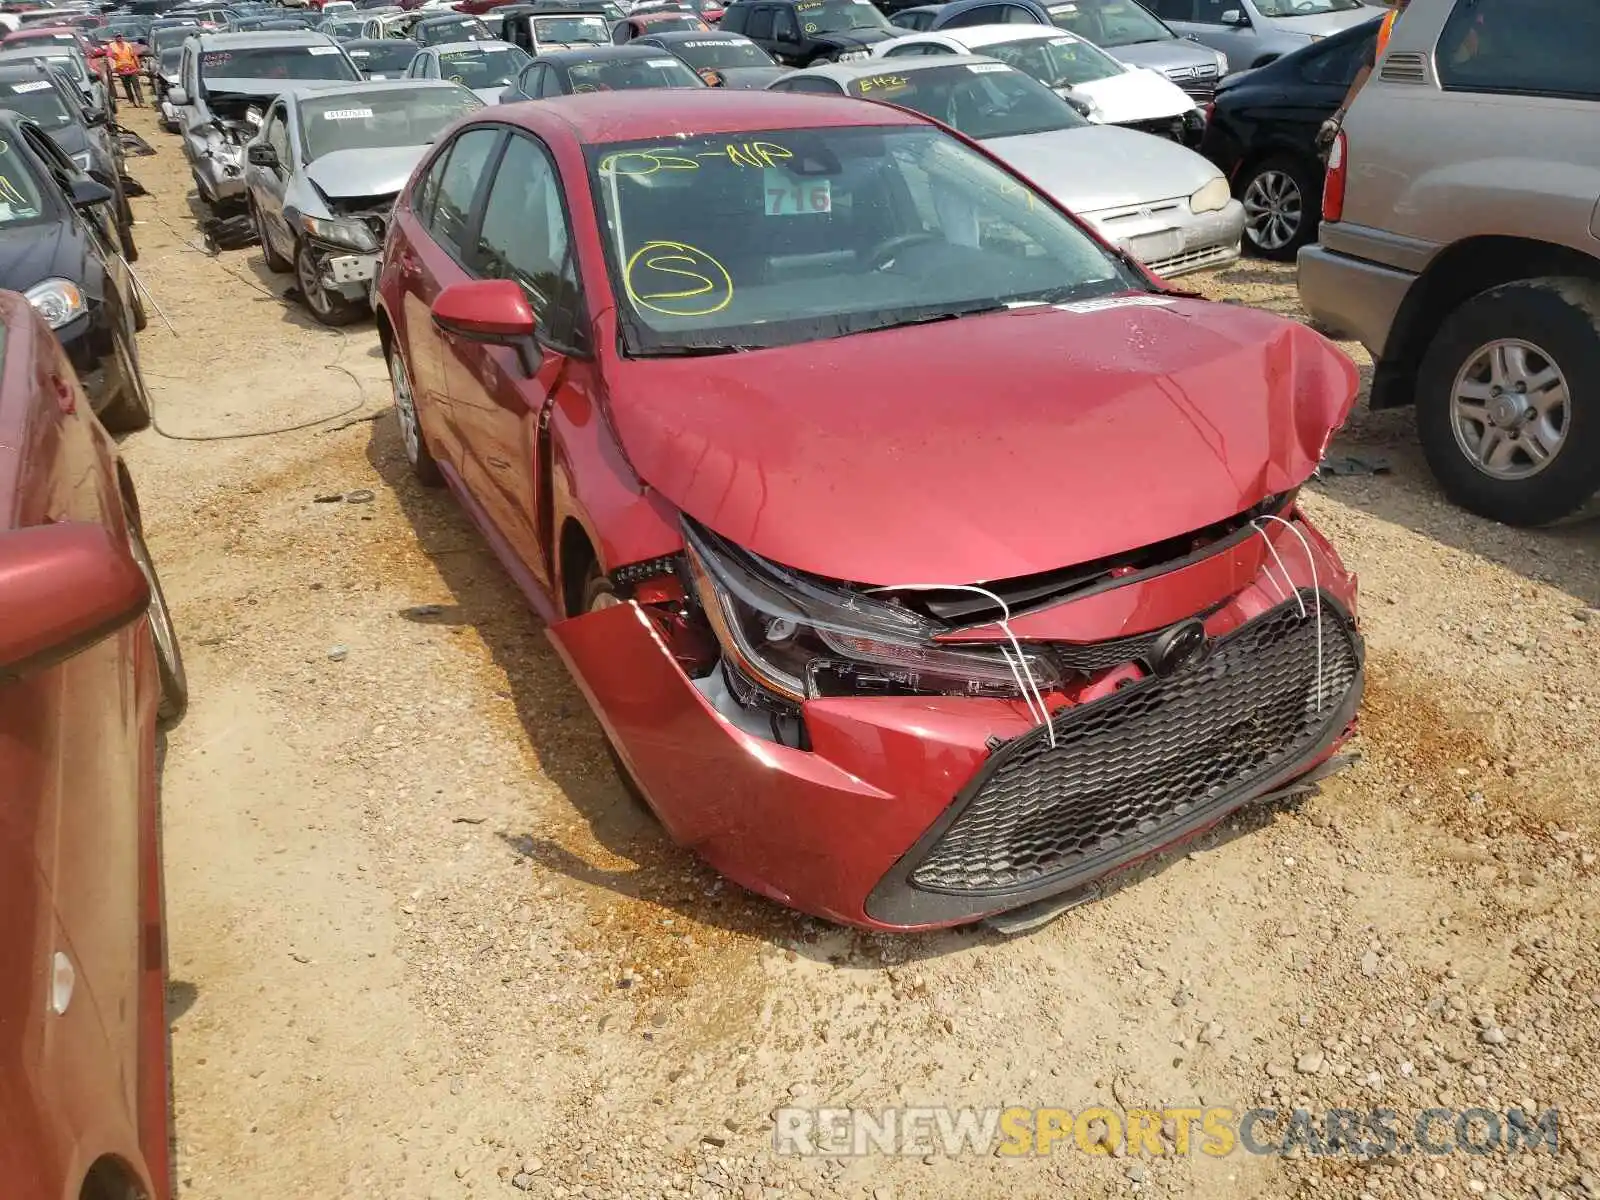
[1252, 515, 1326, 713]
[865, 582, 1057, 748]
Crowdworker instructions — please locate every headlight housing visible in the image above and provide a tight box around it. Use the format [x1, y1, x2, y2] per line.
[301, 214, 379, 253]
[69, 151, 93, 172]
[1189, 174, 1231, 214]
[25, 279, 87, 329]
[1213, 50, 1228, 73]
[834, 48, 869, 62]
[683, 520, 1062, 703]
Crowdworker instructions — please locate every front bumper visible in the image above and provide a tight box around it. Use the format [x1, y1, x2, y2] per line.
[1085, 197, 1244, 279]
[1296, 239, 1416, 357]
[548, 512, 1361, 931]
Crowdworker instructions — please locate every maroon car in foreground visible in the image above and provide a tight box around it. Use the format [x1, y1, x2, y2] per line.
[375, 90, 1364, 931]
[0, 290, 184, 1199]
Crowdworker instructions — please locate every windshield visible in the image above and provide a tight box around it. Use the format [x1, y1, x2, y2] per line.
[347, 40, 417, 71]
[417, 16, 489, 42]
[637, 14, 706, 31]
[795, 0, 889, 34]
[532, 15, 608, 43]
[326, 17, 366, 36]
[983, 33, 1120, 86]
[199, 44, 360, 82]
[151, 25, 200, 51]
[1253, 0, 1363, 12]
[668, 36, 772, 67]
[297, 85, 479, 159]
[846, 63, 1083, 139]
[0, 135, 47, 226]
[436, 44, 528, 87]
[1046, 0, 1174, 46]
[568, 53, 703, 89]
[159, 46, 183, 69]
[10, 53, 89, 85]
[588, 125, 1132, 354]
[0, 77, 75, 127]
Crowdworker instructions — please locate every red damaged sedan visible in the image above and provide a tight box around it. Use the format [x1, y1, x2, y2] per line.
[375, 90, 1364, 931]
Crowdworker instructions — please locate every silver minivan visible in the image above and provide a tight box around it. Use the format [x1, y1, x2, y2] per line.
[1142, 0, 1376, 74]
[1297, 0, 1600, 526]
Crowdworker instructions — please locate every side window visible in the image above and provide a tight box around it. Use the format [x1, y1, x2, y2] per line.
[1150, 0, 1193, 18]
[1300, 28, 1372, 85]
[475, 133, 582, 344]
[884, 41, 932, 54]
[777, 7, 802, 38]
[746, 5, 775, 36]
[1195, 0, 1242, 23]
[426, 126, 500, 262]
[1002, 5, 1040, 20]
[773, 73, 842, 91]
[509, 17, 533, 49]
[944, 5, 1003, 27]
[540, 67, 565, 96]
[1436, 0, 1600, 100]
[264, 105, 291, 163]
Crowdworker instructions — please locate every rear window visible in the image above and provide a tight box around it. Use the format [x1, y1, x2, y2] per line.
[666, 36, 772, 67]
[0, 77, 75, 128]
[436, 44, 529, 87]
[568, 54, 703, 89]
[1436, 0, 1600, 101]
[199, 44, 361, 81]
[532, 15, 610, 42]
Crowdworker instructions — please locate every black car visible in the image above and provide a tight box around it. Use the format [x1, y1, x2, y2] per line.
[888, 3, 944, 27]
[412, 12, 494, 45]
[499, 43, 705, 98]
[0, 111, 149, 431]
[0, 63, 136, 261]
[633, 29, 786, 87]
[718, 0, 894, 66]
[343, 37, 421, 77]
[1199, 16, 1378, 260]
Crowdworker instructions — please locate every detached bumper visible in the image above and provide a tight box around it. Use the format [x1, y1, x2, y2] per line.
[549, 514, 1362, 931]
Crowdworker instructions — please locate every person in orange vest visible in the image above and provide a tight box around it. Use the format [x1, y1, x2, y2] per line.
[108, 34, 144, 107]
[1315, 0, 1408, 159]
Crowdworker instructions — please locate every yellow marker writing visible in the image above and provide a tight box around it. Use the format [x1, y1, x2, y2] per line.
[624, 240, 733, 318]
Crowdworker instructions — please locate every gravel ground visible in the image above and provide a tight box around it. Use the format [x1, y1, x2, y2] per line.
[113, 105, 1600, 1200]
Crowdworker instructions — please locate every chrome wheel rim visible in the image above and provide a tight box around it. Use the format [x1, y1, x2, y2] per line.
[1450, 337, 1571, 480]
[389, 350, 420, 465]
[296, 244, 332, 316]
[1241, 168, 1302, 252]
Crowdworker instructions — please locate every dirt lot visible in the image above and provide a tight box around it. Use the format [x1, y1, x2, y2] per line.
[114, 105, 1600, 1200]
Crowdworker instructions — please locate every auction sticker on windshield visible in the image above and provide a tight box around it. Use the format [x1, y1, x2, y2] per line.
[10, 81, 53, 92]
[308, 44, 341, 53]
[764, 169, 830, 216]
[646, 57, 678, 66]
[321, 107, 374, 119]
[967, 62, 1009, 72]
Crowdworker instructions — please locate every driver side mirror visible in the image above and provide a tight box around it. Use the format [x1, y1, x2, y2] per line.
[431, 279, 541, 373]
[246, 143, 279, 168]
[1061, 91, 1092, 116]
[68, 175, 114, 208]
[1220, 8, 1245, 23]
[168, 85, 189, 105]
[0, 523, 149, 684]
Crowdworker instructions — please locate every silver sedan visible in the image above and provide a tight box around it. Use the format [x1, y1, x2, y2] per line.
[769, 56, 1244, 277]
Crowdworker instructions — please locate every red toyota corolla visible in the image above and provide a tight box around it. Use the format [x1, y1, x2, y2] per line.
[0, 289, 185, 1198]
[375, 90, 1364, 931]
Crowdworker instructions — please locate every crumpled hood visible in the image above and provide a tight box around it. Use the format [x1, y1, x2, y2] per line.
[1070, 66, 1194, 123]
[303, 143, 427, 198]
[605, 296, 1357, 584]
[0, 222, 87, 295]
[987, 123, 1218, 214]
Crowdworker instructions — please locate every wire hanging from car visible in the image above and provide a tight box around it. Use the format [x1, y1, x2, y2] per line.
[1250, 515, 1325, 713]
[864, 582, 1058, 749]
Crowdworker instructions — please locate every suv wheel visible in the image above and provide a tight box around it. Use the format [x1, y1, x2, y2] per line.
[1239, 155, 1318, 261]
[1417, 277, 1600, 525]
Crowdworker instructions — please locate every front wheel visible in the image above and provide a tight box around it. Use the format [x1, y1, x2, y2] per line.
[387, 343, 443, 486]
[253, 198, 291, 272]
[1416, 277, 1600, 526]
[97, 326, 152, 433]
[1238, 154, 1318, 261]
[295, 239, 365, 327]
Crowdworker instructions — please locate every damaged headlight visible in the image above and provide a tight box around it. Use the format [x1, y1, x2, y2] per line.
[300, 214, 379, 253]
[683, 521, 1061, 703]
[25, 278, 86, 329]
[1188, 175, 1231, 214]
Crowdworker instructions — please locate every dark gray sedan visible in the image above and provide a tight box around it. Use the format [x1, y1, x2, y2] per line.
[632, 30, 791, 88]
[497, 43, 704, 100]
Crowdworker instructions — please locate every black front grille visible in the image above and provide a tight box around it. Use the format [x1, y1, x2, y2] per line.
[1051, 630, 1161, 673]
[907, 591, 1360, 897]
[1179, 80, 1216, 102]
[1121, 114, 1186, 141]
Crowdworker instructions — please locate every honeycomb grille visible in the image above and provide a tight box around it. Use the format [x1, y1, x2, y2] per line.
[1051, 631, 1160, 673]
[909, 592, 1359, 895]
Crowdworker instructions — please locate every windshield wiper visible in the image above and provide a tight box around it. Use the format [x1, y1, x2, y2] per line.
[839, 303, 1011, 337]
[638, 343, 761, 357]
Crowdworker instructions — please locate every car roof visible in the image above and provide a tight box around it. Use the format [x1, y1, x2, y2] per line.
[4, 26, 81, 37]
[801, 51, 1004, 81]
[343, 35, 420, 47]
[494, 88, 926, 144]
[428, 38, 522, 51]
[632, 10, 699, 21]
[896, 3, 946, 10]
[195, 29, 338, 46]
[638, 28, 746, 41]
[538, 43, 673, 62]
[417, 11, 484, 20]
[923, 24, 1079, 46]
[0, 60, 65, 80]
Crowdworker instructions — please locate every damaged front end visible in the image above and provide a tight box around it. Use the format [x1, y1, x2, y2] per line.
[293, 193, 391, 304]
[549, 498, 1364, 931]
[192, 95, 266, 208]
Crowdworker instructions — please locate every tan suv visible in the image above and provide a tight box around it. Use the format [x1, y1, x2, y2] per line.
[1296, 0, 1600, 526]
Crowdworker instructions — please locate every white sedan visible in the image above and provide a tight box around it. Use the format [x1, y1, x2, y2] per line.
[872, 25, 1202, 143]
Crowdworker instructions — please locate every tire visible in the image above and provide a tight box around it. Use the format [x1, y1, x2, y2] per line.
[127, 508, 188, 727]
[387, 343, 443, 486]
[97, 326, 152, 433]
[295, 238, 365, 327]
[581, 568, 653, 814]
[115, 178, 139, 263]
[1417, 277, 1600, 526]
[253, 198, 291, 272]
[131, 281, 148, 333]
[1238, 154, 1319, 261]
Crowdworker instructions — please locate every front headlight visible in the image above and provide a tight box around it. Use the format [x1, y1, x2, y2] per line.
[70, 151, 93, 172]
[25, 278, 87, 329]
[834, 48, 869, 62]
[301, 214, 379, 252]
[683, 520, 1061, 703]
[1189, 174, 1231, 214]
[1213, 50, 1227, 73]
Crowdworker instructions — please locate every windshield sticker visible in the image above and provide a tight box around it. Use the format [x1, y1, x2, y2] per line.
[624, 240, 732, 317]
[321, 107, 373, 119]
[1048, 3, 1075, 9]
[855, 73, 908, 94]
[10, 80, 55, 92]
[680, 38, 727, 46]
[795, 0, 824, 8]
[308, 44, 342, 54]
[1048, 35, 1074, 43]
[803, 22, 818, 31]
[645, 56, 678, 66]
[349, 48, 371, 56]
[763, 170, 830, 216]
[967, 61, 1009, 72]
[1055, 295, 1178, 314]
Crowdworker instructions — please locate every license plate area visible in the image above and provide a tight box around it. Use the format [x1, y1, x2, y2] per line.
[327, 254, 377, 284]
[1127, 229, 1184, 263]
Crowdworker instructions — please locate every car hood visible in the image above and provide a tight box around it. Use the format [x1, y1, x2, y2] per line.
[1261, 7, 1376, 34]
[710, 64, 789, 88]
[302, 143, 426, 197]
[0, 220, 88, 295]
[985, 123, 1217, 214]
[604, 296, 1358, 584]
[812, 27, 894, 48]
[46, 120, 91, 157]
[470, 83, 504, 103]
[1070, 66, 1194, 122]
[1103, 37, 1217, 74]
